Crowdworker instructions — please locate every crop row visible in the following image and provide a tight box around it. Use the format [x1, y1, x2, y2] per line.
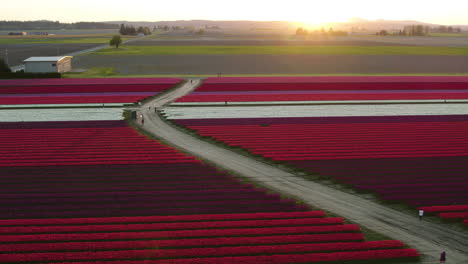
[31, 249, 419, 264]
[0, 233, 363, 253]
[175, 115, 468, 126]
[202, 76, 468, 84]
[0, 241, 408, 262]
[0, 95, 152, 105]
[423, 205, 468, 225]
[0, 217, 344, 234]
[0, 211, 325, 226]
[176, 92, 468, 102]
[0, 224, 361, 243]
[0, 84, 178, 94]
[0, 204, 309, 219]
[196, 81, 468, 91]
[0, 78, 182, 104]
[0, 77, 181, 87]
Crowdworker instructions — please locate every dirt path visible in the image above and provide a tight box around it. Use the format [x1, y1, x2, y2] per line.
[138, 80, 468, 264]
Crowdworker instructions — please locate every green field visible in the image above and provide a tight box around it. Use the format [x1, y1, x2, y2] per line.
[429, 33, 468, 37]
[0, 36, 132, 44]
[63, 67, 468, 78]
[93, 45, 468, 56]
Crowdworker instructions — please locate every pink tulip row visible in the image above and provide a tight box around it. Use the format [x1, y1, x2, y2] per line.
[439, 212, 468, 219]
[0, 211, 324, 226]
[0, 84, 179, 94]
[202, 76, 468, 84]
[198, 80, 468, 91]
[0, 233, 364, 253]
[417, 206, 468, 225]
[176, 92, 468, 103]
[419, 205, 468, 213]
[22, 249, 420, 264]
[0, 204, 308, 219]
[0, 95, 152, 105]
[0, 78, 182, 87]
[0, 78, 182, 104]
[0, 217, 345, 235]
[0, 224, 361, 243]
[0, 241, 409, 263]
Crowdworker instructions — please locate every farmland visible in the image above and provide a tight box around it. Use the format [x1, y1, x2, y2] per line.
[0, 119, 419, 263]
[73, 54, 468, 75]
[0, 78, 182, 105]
[94, 45, 468, 56]
[0, 30, 131, 66]
[0, 43, 100, 66]
[3, 31, 468, 263]
[172, 115, 468, 226]
[44, 32, 465, 75]
[166, 77, 468, 231]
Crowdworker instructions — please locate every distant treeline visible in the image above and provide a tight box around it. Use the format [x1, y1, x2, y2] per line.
[0, 20, 119, 30]
[296, 28, 348, 37]
[377, 25, 464, 36]
[119, 24, 152, 36]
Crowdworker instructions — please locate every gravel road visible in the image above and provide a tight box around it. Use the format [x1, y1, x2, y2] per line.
[137, 80, 468, 264]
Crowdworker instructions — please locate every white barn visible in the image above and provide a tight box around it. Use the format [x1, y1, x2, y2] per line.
[23, 56, 73, 73]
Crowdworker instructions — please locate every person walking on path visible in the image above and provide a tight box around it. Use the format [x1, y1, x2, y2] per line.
[419, 209, 424, 221]
[440, 251, 446, 263]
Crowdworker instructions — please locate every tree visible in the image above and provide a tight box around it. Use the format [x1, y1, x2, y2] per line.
[109, 35, 122, 48]
[119, 24, 126, 35]
[0, 58, 11, 73]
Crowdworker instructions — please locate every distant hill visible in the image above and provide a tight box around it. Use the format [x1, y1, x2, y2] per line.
[2, 19, 467, 32]
[106, 20, 296, 30]
[107, 19, 468, 32]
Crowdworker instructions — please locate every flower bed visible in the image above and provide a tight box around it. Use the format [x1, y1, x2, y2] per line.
[175, 76, 468, 103]
[173, 115, 468, 225]
[0, 120, 417, 263]
[0, 78, 182, 105]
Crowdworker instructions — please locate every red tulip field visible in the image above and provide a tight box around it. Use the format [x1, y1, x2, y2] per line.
[0, 120, 419, 263]
[176, 76, 468, 103]
[173, 115, 468, 226]
[0, 78, 182, 105]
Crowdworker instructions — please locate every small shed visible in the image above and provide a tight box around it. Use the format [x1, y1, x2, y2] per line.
[23, 56, 73, 73]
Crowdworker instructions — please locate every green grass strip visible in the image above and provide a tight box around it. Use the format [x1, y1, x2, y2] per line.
[92, 45, 468, 56]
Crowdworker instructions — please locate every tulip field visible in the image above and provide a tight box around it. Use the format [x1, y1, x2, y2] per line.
[173, 114, 468, 226]
[175, 76, 468, 103]
[0, 78, 182, 105]
[0, 120, 419, 263]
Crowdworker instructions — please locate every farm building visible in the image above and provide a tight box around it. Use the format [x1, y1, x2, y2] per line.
[23, 56, 73, 73]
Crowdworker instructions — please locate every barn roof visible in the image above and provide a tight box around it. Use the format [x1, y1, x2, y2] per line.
[23, 56, 73, 63]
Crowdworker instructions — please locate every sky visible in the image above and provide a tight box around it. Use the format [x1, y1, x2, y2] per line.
[3, 0, 468, 25]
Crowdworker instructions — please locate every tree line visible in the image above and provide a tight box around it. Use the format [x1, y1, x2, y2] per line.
[377, 25, 464, 36]
[296, 27, 348, 37]
[0, 20, 118, 30]
[119, 24, 152, 36]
